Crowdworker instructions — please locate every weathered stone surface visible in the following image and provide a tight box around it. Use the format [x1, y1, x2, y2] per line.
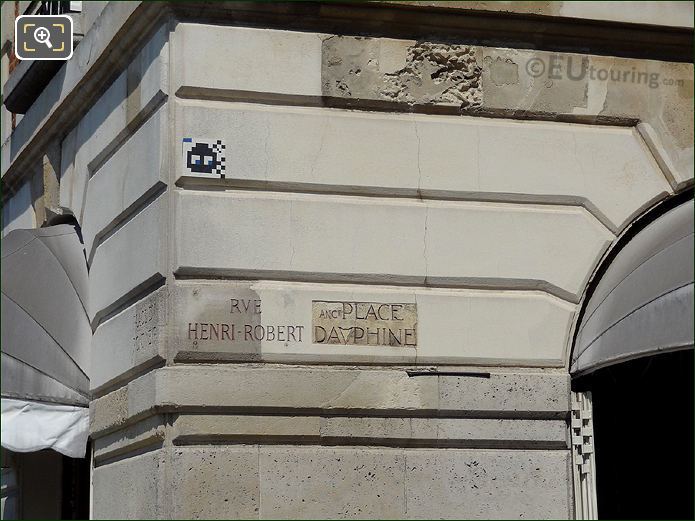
[176, 191, 612, 301]
[320, 417, 567, 447]
[93, 415, 165, 462]
[93, 449, 164, 520]
[312, 300, 418, 347]
[259, 446, 406, 519]
[90, 384, 129, 435]
[322, 37, 482, 107]
[170, 414, 566, 448]
[172, 415, 322, 443]
[170, 447, 260, 519]
[403, 449, 573, 519]
[173, 26, 688, 192]
[91, 286, 167, 392]
[89, 366, 569, 435]
[438, 370, 570, 416]
[172, 281, 573, 366]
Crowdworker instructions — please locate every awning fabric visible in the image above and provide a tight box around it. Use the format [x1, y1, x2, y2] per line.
[571, 199, 694, 376]
[0, 399, 89, 458]
[1, 224, 90, 458]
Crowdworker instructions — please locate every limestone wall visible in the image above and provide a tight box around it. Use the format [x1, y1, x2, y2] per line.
[1, 2, 692, 519]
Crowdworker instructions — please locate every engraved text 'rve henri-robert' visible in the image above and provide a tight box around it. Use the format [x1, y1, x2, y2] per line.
[312, 301, 417, 347]
[187, 298, 304, 343]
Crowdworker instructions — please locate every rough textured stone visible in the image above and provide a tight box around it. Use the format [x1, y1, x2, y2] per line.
[259, 446, 406, 519]
[93, 415, 165, 462]
[403, 449, 573, 519]
[172, 415, 322, 443]
[169, 414, 566, 448]
[92, 449, 164, 520]
[322, 37, 482, 107]
[90, 384, 129, 435]
[89, 366, 570, 435]
[170, 447, 260, 519]
[438, 370, 570, 416]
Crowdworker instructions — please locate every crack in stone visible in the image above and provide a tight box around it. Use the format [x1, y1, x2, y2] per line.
[413, 120, 429, 287]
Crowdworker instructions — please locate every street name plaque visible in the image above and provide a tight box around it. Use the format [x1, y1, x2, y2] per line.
[312, 301, 417, 347]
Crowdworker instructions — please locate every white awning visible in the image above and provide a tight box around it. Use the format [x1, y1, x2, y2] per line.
[1, 224, 90, 458]
[0, 398, 89, 458]
[572, 199, 694, 376]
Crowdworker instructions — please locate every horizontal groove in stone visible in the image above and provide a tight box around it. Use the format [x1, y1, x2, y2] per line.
[91, 274, 166, 331]
[88, 91, 168, 178]
[172, 435, 567, 451]
[87, 183, 167, 267]
[172, 353, 566, 369]
[93, 441, 164, 468]
[91, 357, 165, 399]
[91, 406, 570, 440]
[175, 86, 639, 127]
[93, 414, 166, 462]
[174, 267, 580, 304]
[169, 2, 693, 63]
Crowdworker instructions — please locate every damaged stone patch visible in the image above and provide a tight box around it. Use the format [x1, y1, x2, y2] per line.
[322, 36, 482, 109]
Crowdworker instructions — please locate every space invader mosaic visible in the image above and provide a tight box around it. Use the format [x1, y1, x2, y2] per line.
[182, 138, 226, 178]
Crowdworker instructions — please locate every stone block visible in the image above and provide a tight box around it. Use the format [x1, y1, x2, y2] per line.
[175, 102, 670, 232]
[159, 365, 440, 414]
[82, 104, 168, 256]
[92, 449, 164, 519]
[172, 415, 321, 443]
[170, 447, 260, 519]
[173, 24, 323, 97]
[438, 370, 570, 417]
[90, 367, 569, 436]
[320, 417, 567, 448]
[403, 449, 572, 518]
[259, 446, 405, 519]
[93, 415, 166, 463]
[90, 384, 129, 435]
[175, 191, 612, 301]
[170, 414, 565, 448]
[91, 286, 167, 392]
[89, 194, 167, 323]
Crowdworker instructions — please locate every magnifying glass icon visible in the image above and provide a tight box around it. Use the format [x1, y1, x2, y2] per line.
[33, 26, 52, 49]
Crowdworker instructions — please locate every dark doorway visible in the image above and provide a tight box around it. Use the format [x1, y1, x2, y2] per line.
[574, 349, 694, 519]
